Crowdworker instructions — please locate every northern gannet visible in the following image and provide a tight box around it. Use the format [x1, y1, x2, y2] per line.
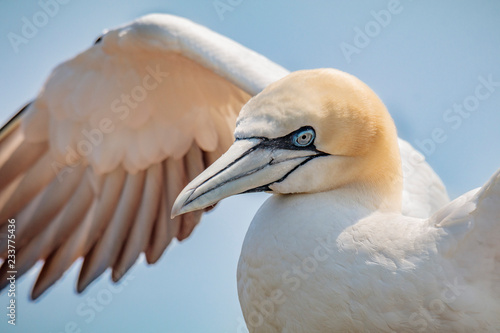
[0, 14, 458, 330]
[172, 69, 500, 332]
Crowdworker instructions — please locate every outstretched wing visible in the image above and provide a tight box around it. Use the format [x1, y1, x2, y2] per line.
[0, 14, 288, 299]
[398, 138, 449, 218]
[432, 168, 500, 299]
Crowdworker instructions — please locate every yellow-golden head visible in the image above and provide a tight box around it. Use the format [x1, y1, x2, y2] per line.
[172, 69, 402, 217]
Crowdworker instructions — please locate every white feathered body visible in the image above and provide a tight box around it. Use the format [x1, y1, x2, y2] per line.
[238, 173, 500, 332]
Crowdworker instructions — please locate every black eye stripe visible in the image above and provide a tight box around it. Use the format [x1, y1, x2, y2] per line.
[237, 126, 321, 152]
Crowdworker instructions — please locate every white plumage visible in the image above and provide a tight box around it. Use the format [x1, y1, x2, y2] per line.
[236, 170, 500, 331]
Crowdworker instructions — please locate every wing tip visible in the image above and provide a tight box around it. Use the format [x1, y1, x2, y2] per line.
[0, 101, 32, 142]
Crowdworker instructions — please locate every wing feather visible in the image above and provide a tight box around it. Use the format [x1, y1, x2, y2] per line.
[77, 170, 146, 291]
[28, 168, 126, 298]
[0, 140, 48, 191]
[112, 163, 163, 282]
[145, 157, 184, 264]
[434, 169, 500, 278]
[0, 153, 57, 222]
[0, 165, 93, 293]
[0, 13, 277, 298]
[0, 164, 85, 256]
[177, 143, 205, 240]
[145, 177, 173, 264]
[30, 177, 94, 299]
[0, 115, 50, 191]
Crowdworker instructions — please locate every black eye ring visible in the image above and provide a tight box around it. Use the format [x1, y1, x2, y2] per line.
[293, 128, 315, 147]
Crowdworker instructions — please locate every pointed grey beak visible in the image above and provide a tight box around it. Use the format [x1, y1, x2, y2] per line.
[171, 138, 323, 218]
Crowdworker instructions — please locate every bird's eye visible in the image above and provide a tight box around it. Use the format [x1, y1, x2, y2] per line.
[293, 128, 315, 147]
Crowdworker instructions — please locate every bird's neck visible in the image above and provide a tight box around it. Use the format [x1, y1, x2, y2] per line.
[348, 131, 403, 213]
[337, 180, 402, 213]
[261, 187, 385, 235]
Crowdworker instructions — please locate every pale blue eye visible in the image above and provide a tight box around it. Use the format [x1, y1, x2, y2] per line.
[293, 128, 315, 147]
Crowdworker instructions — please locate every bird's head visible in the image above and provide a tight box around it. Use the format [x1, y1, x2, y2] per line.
[172, 69, 402, 217]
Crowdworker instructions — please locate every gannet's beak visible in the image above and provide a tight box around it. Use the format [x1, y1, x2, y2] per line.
[171, 137, 326, 218]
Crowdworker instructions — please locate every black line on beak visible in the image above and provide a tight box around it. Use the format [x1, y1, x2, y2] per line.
[182, 141, 263, 205]
[243, 152, 328, 193]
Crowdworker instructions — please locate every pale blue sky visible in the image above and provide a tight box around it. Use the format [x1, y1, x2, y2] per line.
[1, 1, 500, 332]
